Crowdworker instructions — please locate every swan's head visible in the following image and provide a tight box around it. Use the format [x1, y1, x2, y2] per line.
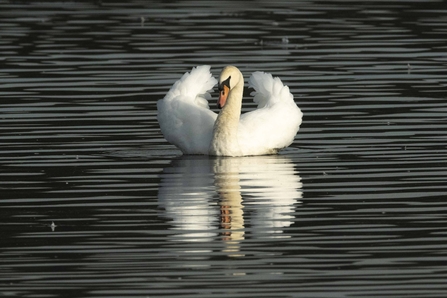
[217, 66, 243, 109]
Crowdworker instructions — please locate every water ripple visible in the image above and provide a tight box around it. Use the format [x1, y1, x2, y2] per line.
[1, 1, 447, 298]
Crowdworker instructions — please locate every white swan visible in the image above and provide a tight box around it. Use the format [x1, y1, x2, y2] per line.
[157, 65, 303, 156]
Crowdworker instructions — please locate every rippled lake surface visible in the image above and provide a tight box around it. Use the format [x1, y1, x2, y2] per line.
[1, 1, 447, 297]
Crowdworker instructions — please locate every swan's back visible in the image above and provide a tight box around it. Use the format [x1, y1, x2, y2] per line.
[157, 66, 217, 154]
[238, 71, 302, 155]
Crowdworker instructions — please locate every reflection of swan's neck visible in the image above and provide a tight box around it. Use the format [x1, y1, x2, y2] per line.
[210, 81, 243, 156]
[213, 158, 245, 256]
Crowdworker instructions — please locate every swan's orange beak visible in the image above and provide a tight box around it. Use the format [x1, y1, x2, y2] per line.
[218, 85, 229, 109]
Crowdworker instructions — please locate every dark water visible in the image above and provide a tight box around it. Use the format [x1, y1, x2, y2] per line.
[1, 1, 447, 297]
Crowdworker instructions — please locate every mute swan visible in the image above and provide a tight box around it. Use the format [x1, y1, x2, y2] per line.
[157, 65, 303, 156]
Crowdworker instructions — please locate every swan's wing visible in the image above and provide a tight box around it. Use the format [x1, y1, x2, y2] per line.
[238, 71, 303, 155]
[157, 65, 218, 154]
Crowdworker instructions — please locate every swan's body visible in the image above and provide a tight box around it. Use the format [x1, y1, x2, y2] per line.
[157, 65, 303, 156]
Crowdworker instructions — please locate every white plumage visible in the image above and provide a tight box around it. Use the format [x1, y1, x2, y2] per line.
[157, 65, 303, 156]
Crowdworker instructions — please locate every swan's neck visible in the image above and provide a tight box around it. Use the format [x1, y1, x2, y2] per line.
[210, 81, 243, 156]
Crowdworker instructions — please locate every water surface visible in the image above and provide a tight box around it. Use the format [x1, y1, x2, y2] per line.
[1, 1, 447, 297]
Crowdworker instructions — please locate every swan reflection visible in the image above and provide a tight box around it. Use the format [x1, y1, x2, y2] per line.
[158, 155, 302, 255]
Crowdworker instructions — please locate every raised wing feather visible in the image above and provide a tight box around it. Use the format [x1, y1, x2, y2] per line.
[238, 71, 303, 155]
[157, 65, 217, 154]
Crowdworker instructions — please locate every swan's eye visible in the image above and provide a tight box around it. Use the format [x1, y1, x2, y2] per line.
[220, 76, 231, 89]
[218, 76, 231, 96]
[218, 86, 225, 96]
